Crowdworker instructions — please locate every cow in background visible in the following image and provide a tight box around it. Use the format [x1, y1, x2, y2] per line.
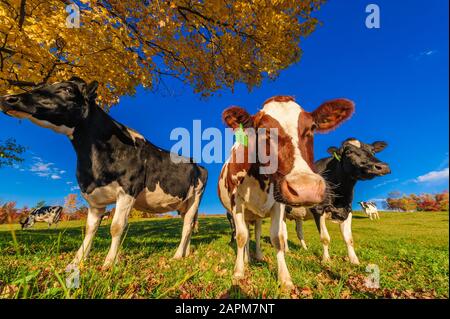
[287, 138, 390, 264]
[218, 96, 354, 289]
[20, 206, 63, 229]
[359, 201, 380, 220]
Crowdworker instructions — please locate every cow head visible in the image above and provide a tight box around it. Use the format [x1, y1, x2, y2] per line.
[19, 215, 34, 229]
[222, 96, 355, 207]
[327, 138, 391, 180]
[0, 77, 98, 138]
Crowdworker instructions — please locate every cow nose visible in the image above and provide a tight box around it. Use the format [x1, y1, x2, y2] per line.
[280, 175, 326, 206]
[371, 163, 391, 174]
[4, 96, 20, 105]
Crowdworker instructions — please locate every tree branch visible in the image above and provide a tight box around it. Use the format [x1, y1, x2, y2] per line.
[18, 0, 26, 30]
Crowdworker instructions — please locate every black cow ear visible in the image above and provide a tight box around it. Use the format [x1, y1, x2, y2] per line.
[327, 146, 339, 155]
[86, 81, 98, 99]
[372, 141, 387, 153]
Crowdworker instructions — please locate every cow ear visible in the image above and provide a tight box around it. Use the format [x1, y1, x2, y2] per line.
[86, 81, 98, 100]
[311, 99, 355, 133]
[327, 146, 339, 155]
[222, 106, 253, 129]
[372, 141, 387, 153]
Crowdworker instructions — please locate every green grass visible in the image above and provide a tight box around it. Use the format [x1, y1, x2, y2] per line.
[0, 211, 448, 299]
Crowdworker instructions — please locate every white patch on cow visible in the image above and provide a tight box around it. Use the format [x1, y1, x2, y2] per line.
[134, 182, 183, 213]
[127, 127, 145, 142]
[262, 100, 312, 177]
[82, 182, 124, 208]
[6, 110, 74, 139]
[238, 175, 272, 218]
[347, 139, 361, 148]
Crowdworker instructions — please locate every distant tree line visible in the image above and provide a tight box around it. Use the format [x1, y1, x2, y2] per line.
[385, 190, 449, 212]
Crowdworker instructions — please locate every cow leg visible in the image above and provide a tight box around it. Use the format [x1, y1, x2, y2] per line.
[283, 218, 289, 252]
[70, 206, 105, 266]
[315, 213, 331, 263]
[173, 193, 201, 259]
[254, 219, 264, 261]
[295, 219, 308, 250]
[270, 203, 293, 290]
[233, 201, 248, 280]
[244, 222, 250, 264]
[339, 213, 359, 264]
[103, 194, 135, 269]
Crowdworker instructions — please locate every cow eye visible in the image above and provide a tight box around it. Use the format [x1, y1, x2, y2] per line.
[311, 123, 317, 132]
[63, 87, 74, 94]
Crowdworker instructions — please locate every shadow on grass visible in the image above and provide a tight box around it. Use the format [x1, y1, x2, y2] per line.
[0, 217, 231, 255]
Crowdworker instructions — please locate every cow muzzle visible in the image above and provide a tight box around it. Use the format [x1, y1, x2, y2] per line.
[279, 173, 326, 207]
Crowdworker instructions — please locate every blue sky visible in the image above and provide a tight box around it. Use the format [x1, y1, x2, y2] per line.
[0, 0, 448, 212]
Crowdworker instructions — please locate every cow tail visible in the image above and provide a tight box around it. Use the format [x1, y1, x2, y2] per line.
[192, 165, 208, 233]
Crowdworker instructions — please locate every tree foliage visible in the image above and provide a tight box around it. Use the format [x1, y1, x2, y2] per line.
[386, 190, 449, 212]
[0, 0, 324, 106]
[0, 138, 25, 168]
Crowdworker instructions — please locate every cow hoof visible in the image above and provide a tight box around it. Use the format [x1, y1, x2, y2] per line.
[349, 257, 360, 265]
[322, 257, 331, 264]
[300, 241, 308, 250]
[255, 254, 264, 262]
[172, 253, 183, 260]
[281, 280, 294, 292]
[102, 259, 115, 270]
[233, 271, 245, 281]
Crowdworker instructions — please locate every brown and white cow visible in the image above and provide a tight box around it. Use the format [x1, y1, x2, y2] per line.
[218, 96, 354, 290]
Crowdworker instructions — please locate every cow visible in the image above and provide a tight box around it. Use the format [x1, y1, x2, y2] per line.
[0, 77, 208, 269]
[226, 210, 236, 244]
[20, 206, 63, 229]
[218, 95, 355, 290]
[359, 201, 380, 220]
[286, 138, 390, 264]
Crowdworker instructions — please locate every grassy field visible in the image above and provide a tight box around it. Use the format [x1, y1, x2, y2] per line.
[0, 211, 448, 299]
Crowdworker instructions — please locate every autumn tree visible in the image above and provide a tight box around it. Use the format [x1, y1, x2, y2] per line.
[0, 138, 25, 168]
[63, 193, 78, 214]
[0, 0, 324, 106]
[0, 201, 17, 224]
[386, 191, 449, 212]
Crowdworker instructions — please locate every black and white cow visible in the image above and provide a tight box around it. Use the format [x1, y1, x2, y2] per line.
[286, 138, 390, 264]
[359, 201, 379, 220]
[20, 206, 63, 229]
[0, 77, 208, 269]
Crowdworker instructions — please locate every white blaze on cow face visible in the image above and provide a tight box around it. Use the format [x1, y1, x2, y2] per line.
[262, 100, 313, 175]
[347, 139, 361, 148]
[261, 99, 326, 206]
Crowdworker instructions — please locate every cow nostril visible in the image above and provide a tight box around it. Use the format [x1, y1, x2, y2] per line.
[5, 96, 19, 104]
[286, 182, 299, 197]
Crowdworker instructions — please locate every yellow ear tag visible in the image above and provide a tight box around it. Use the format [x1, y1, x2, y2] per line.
[333, 151, 341, 162]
